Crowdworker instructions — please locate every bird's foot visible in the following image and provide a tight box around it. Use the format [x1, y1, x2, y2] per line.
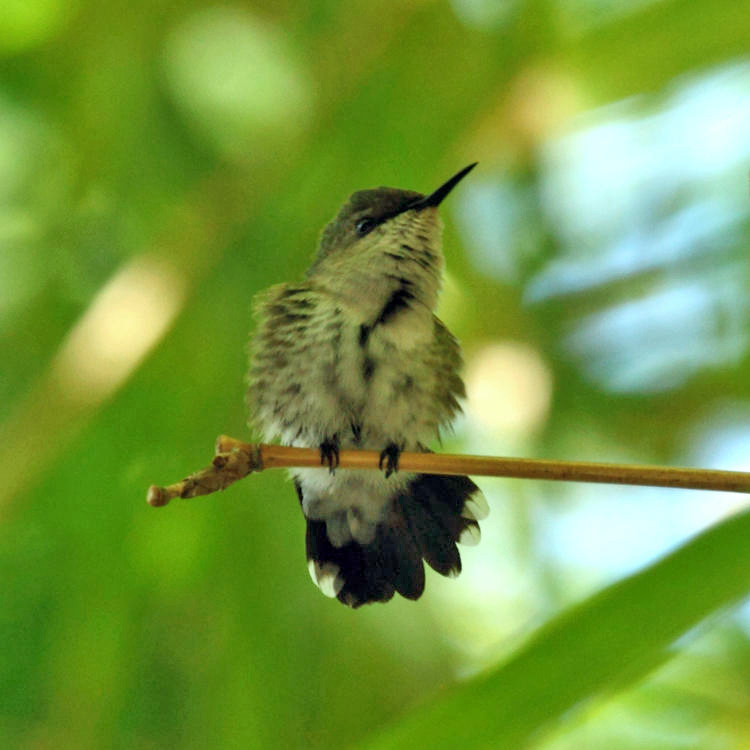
[379, 442, 401, 479]
[319, 435, 340, 474]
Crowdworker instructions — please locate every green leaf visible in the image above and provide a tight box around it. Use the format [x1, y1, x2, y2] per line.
[362, 505, 750, 749]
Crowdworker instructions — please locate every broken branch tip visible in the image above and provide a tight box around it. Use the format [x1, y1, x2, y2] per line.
[147, 485, 170, 507]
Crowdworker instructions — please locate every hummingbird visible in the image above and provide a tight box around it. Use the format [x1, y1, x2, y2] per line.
[248, 163, 489, 608]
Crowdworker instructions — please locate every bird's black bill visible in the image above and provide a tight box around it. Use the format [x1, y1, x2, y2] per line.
[411, 162, 478, 210]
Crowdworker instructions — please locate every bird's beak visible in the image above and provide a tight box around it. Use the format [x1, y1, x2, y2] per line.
[410, 162, 478, 210]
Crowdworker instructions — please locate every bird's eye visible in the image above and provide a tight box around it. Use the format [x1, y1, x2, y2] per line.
[355, 217, 376, 236]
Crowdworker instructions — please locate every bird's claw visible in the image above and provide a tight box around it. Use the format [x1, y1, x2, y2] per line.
[379, 442, 401, 478]
[319, 436, 340, 474]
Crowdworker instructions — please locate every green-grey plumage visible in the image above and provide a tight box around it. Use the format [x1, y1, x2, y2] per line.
[248, 164, 488, 607]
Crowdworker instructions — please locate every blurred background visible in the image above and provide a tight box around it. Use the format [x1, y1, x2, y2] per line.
[1, 0, 750, 747]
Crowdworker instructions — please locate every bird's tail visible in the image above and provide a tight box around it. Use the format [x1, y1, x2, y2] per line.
[302, 474, 489, 608]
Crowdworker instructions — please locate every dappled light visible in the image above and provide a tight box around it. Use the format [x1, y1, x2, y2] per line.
[465, 341, 553, 435]
[163, 7, 314, 158]
[53, 257, 186, 402]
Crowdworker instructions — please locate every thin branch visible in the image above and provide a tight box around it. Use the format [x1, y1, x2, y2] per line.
[146, 435, 750, 508]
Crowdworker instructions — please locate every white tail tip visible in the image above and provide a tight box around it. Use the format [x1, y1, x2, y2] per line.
[461, 491, 489, 521]
[458, 523, 481, 546]
[308, 560, 344, 598]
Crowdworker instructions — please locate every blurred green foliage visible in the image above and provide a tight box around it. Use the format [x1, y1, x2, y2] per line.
[1, 0, 750, 748]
